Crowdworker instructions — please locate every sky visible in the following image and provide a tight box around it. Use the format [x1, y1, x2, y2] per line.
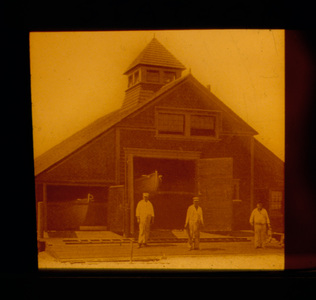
[30, 30, 284, 160]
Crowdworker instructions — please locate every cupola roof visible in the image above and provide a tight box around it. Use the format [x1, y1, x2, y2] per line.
[124, 37, 186, 74]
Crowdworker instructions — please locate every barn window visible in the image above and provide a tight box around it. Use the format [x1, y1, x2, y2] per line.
[270, 190, 283, 216]
[156, 107, 220, 139]
[146, 70, 160, 82]
[157, 113, 185, 135]
[190, 115, 216, 137]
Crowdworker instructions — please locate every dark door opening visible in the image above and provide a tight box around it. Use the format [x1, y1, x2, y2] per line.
[133, 157, 196, 229]
[46, 185, 108, 230]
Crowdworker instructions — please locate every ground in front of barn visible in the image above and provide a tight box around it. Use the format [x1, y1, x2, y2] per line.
[37, 230, 284, 271]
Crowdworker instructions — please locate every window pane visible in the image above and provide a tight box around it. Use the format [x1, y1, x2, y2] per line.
[147, 70, 159, 82]
[163, 71, 176, 84]
[158, 113, 185, 135]
[134, 71, 140, 83]
[190, 115, 215, 136]
[270, 191, 282, 210]
[128, 75, 133, 87]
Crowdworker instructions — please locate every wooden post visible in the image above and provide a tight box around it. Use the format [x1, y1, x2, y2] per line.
[43, 184, 48, 232]
[250, 137, 255, 211]
[127, 154, 134, 235]
[130, 239, 134, 263]
[115, 128, 121, 185]
[37, 202, 44, 239]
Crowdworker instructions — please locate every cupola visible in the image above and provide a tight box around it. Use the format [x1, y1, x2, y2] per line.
[122, 37, 186, 109]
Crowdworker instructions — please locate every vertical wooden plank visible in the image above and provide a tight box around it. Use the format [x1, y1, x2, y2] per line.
[115, 128, 121, 185]
[127, 154, 134, 234]
[198, 158, 233, 231]
[185, 112, 191, 136]
[250, 136, 255, 211]
[37, 202, 44, 239]
[195, 159, 200, 195]
[108, 185, 124, 232]
[43, 183, 47, 232]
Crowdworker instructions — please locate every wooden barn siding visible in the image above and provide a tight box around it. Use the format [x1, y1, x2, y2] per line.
[123, 84, 156, 109]
[254, 149, 284, 189]
[36, 129, 117, 183]
[35, 183, 43, 233]
[253, 142, 284, 232]
[107, 185, 125, 232]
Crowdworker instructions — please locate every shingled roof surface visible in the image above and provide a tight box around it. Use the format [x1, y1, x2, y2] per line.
[124, 37, 186, 73]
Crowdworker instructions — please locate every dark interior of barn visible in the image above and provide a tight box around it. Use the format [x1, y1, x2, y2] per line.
[133, 157, 196, 229]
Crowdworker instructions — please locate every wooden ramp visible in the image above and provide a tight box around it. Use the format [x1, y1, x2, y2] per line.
[41, 230, 251, 262]
[43, 230, 249, 247]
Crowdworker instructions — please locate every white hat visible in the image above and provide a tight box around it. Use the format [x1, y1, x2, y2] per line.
[193, 197, 199, 201]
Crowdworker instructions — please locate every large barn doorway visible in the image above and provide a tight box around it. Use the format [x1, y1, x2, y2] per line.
[133, 157, 196, 230]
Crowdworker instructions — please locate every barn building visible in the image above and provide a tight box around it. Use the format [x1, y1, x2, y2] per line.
[34, 37, 284, 237]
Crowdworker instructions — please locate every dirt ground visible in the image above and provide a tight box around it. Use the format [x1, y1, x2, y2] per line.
[38, 237, 284, 271]
[38, 252, 284, 271]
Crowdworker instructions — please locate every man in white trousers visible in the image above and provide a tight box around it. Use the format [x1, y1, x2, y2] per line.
[136, 192, 154, 248]
[249, 201, 271, 248]
[185, 197, 204, 250]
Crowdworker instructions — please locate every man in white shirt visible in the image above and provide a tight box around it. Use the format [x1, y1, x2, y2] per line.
[249, 201, 271, 248]
[185, 197, 204, 250]
[136, 192, 154, 248]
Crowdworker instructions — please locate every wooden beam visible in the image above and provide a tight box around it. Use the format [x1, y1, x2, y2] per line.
[127, 154, 134, 235]
[35, 180, 114, 186]
[43, 183, 47, 232]
[250, 136, 255, 211]
[156, 191, 195, 196]
[37, 202, 44, 239]
[124, 147, 201, 160]
[115, 128, 121, 184]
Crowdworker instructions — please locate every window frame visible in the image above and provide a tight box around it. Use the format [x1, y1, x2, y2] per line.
[269, 190, 283, 217]
[190, 114, 217, 137]
[146, 69, 160, 83]
[163, 71, 177, 84]
[157, 112, 186, 136]
[128, 74, 134, 88]
[127, 70, 142, 89]
[155, 107, 221, 140]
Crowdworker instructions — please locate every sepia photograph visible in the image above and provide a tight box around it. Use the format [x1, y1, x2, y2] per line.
[30, 30, 284, 271]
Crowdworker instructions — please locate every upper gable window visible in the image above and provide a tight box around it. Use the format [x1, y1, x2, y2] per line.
[146, 70, 160, 82]
[156, 108, 220, 140]
[157, 113, 185, 135]
[190, 115, 216, 137]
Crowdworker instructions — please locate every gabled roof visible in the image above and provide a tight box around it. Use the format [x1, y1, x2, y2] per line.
[254, 138, 284, 165]
[124, 37, 186, 74]
[34, 73, 258, 176]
